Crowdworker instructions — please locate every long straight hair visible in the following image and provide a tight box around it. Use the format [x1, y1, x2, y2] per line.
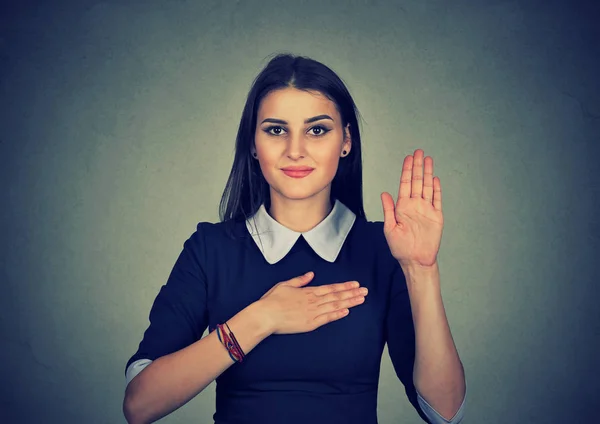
[218, 53, 366, 240]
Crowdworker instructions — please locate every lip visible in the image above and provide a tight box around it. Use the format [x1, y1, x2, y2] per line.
[282, 169, 314, 178]
[281, 166, 315, 171]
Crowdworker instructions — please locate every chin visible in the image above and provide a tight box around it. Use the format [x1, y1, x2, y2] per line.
[278, 190, 317, 200]
[273, 184, 329, 201]
[268, 182, 308, 197]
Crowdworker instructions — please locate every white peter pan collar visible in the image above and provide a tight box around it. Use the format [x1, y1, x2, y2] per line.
[245, 199, 357, 264]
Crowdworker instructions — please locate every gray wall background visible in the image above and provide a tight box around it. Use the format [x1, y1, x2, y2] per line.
[1, 1, 598, 423]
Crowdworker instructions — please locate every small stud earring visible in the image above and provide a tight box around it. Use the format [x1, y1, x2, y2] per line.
[253, 152, 257, 158]
[342, 150, 347, 155]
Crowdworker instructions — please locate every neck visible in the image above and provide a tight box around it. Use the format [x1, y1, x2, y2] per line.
[268, 191, 333, 233]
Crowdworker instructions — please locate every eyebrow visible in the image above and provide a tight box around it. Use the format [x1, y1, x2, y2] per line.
[260, 114, 334, 125]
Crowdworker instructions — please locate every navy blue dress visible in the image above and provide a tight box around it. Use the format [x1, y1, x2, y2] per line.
[125, 200, 465, 423]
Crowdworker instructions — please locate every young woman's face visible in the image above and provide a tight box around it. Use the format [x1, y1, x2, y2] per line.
[253, 87, 351, 203]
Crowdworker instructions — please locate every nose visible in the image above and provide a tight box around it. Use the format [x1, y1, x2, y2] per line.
[284, 132, 308, 160]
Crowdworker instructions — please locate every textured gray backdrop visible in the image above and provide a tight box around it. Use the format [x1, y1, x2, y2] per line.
[1, 1, 598, 423]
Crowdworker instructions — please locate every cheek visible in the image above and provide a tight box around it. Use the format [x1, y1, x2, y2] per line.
[257, 146, 278, 165]
[319, 150, 342, 175]
[255, 151, 279, 181]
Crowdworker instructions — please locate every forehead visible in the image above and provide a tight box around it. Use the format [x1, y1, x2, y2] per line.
[257, 88, 339, 121]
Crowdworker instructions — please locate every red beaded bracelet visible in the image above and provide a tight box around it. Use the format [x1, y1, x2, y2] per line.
[216, 323, 246, 363]
[224, 322, 245, 360]
[220, 324, 244, 362]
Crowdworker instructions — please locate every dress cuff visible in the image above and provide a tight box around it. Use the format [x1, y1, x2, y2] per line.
[417, 386, 467, 424]
[125, 359, 153, 387]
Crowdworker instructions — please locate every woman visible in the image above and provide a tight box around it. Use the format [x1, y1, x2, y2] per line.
[123, 53, 466, 424]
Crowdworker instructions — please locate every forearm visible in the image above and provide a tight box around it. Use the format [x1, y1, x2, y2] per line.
[401, 261, 466, 421]
[123, 301, 272, 424]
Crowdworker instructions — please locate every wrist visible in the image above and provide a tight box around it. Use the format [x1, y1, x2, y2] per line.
[400, 261, 439, 280]
[246, 300, 276, 338]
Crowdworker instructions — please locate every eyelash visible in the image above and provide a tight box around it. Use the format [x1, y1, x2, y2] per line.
[263, 125, 331, 137]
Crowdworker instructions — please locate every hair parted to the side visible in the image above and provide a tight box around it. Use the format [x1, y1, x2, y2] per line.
[218, 52, 366, 240]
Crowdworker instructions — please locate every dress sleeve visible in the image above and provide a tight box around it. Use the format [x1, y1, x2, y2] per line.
[124, 223, 209, 386]
[385, 262, 466, 424]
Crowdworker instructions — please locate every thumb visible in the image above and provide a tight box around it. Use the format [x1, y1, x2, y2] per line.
[284, 271, 314, 287]
[380, 192, 397, 234]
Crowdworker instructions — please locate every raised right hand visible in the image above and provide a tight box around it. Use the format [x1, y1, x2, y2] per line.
[257, 271, 368, 335]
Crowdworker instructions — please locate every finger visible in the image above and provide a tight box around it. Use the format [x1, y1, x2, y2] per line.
[423, 156, 434, 203]
[285, 271, 314, 287]
[318, 286, 368, 306]
[380, 192, 397, 234]
[312, 280, 359, 296]
[433, 176, 442, 212]
[399, 155, 412, 199]
[411, 149, 424, 198]
[316, 292, 365, 315]
[311, 308, 350, 329]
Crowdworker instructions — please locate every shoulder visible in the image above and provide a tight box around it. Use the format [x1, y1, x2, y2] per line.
[193, 219, 248, 243]
[352, 217, 387, 249]
[174, 220, 247, 274]
[351, 217, 398, 269]
[185, 220, 250, 255]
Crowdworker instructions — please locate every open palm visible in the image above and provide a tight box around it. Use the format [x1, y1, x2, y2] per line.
[381, 149, 444, 268]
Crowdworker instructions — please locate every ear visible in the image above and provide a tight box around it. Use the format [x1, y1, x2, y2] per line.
[343, 123, 352, 154]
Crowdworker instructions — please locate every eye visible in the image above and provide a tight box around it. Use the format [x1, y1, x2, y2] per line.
[264, 126, 286, 136]
[309, 125, 331, 136]
[262, 125, 331, 137]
